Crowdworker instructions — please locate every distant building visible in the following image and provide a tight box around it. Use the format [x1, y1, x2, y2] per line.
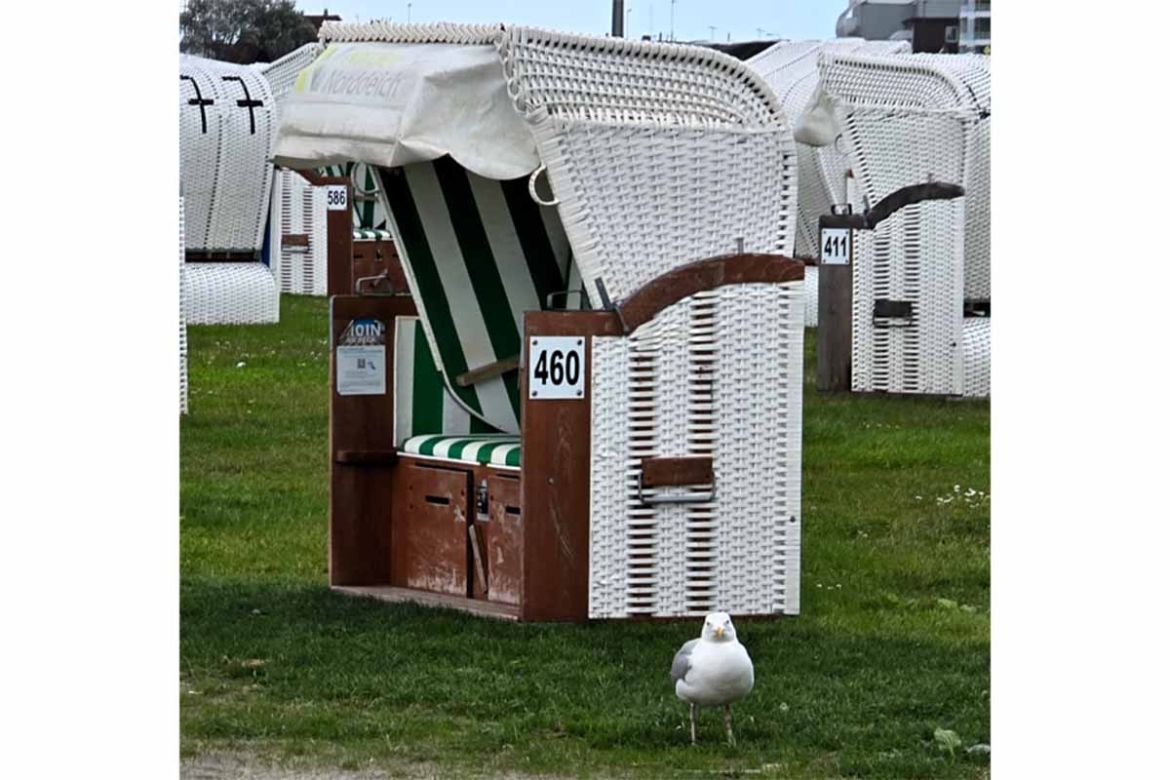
[836, 1, 961, 54]
[303, 8, 342, 35]
[959, 0, 991, 53]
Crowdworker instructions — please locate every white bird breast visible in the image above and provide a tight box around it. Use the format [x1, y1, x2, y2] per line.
[675, 640, 755, 707]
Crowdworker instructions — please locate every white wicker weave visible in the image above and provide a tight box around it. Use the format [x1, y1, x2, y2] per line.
[961, 317, 990, 398]
[500, 27, 798, 305]
[590, 283, 803, 619]
[180, 55, 276, 253]
[748, 39, 910, 266]
[184, 263, 280, 325]
[259, 43, 323, 120]
[271, 169, 328, 296]
[180, 197, 189, 415]
[821, 52, 990, 397]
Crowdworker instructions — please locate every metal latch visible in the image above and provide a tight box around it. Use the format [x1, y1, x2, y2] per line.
[475, 479, 489, 521]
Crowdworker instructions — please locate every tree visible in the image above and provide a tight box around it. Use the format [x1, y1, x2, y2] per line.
[180, 0, 317, 64]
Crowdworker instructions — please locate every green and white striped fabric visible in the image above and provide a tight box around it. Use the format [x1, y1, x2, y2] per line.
[379, 157, 582, 434]
[402, 434, 522, 468]
[394, 316, 502, 443]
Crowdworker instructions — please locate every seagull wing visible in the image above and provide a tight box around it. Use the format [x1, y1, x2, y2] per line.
[670, 639, 700, 683]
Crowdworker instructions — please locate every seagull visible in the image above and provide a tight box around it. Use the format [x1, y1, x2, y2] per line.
[670, 611, 755, 746]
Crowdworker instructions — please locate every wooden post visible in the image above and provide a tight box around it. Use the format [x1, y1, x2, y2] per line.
[329, 294, 416, 586]
[816, 213, 862, 392]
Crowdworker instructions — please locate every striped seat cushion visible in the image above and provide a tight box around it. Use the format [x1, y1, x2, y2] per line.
[378, 157, 584, 434]
[353, 228, 393, 241]
[402, 434, 521, 468]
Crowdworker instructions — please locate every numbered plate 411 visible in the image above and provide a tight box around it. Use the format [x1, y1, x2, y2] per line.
[820, 226, 852, 266]
[528, 336, 585, 400]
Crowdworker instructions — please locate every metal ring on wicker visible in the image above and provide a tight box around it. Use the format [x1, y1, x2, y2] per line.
[527, 164, 559, 206]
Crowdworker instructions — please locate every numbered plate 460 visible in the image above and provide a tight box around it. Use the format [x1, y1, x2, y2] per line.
[528, 336, 585, 400]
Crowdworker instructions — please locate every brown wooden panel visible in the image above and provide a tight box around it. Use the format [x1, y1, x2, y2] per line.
[322, 177, 354, 296]
[482, 474, 523, 607]
[329, 294, 417, 586]
[352, 239, 408, 294]
[816, 263, 852, 392]
[520, 311, 624, 622]
[283, 233, 310, 248]
[392, 462, 472, 597]
[617, 253, 804, 332]
[641, 456, 714, 488]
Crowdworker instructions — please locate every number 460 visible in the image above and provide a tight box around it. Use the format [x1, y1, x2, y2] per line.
[533, 349, 580, 385]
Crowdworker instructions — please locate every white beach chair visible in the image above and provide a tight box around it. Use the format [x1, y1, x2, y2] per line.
[180, 55, 280, 324]
[276, 22, 805, 620]
[817, 52, 990, 397]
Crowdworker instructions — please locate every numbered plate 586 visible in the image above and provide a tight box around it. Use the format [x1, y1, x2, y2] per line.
[528, 337, 585, 400]
[326, 185, 349, 211]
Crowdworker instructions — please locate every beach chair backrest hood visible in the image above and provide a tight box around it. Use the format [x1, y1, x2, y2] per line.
[272, 23, 799, 432]
[180, 55, 276, 253]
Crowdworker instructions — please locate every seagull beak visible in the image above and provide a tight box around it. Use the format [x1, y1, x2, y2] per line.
[713, 626, 725, 638]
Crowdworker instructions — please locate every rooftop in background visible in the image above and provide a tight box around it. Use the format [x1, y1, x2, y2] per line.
[303, 7, 342, 34]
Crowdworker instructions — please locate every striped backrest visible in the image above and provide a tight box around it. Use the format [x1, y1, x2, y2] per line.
[379, 157, 581, 434]
[394, 317, 504, 443]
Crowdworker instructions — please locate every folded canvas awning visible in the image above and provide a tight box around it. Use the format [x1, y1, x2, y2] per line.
[272, 42, 539, 180]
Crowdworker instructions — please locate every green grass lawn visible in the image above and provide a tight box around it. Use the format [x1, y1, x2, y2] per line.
[181, 295, 989, 779]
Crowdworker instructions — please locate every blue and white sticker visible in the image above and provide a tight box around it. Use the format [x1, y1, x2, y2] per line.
[338, 317, 385, 346]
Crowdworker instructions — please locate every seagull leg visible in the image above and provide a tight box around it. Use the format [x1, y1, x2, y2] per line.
[724, 704, 736, 747]
[690, 703, 698, 745]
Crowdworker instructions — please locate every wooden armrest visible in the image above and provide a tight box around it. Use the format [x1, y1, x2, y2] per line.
[616, 253, 805, 333]
[455, 355, 520, 387]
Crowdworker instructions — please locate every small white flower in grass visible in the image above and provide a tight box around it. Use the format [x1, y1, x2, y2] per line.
[933, 727, 962, 756]
[236, 361, 246, 368]
[953, 485, 961, 493]
[778, 702, 789, 713]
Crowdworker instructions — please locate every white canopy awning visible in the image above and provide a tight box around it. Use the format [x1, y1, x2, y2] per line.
[272, 42, 539, 180]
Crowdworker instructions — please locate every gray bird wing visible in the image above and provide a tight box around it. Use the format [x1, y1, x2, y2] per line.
[670, 639, 700, 683]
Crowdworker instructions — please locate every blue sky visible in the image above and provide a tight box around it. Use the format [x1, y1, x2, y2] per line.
[296, 1, 843, 43]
